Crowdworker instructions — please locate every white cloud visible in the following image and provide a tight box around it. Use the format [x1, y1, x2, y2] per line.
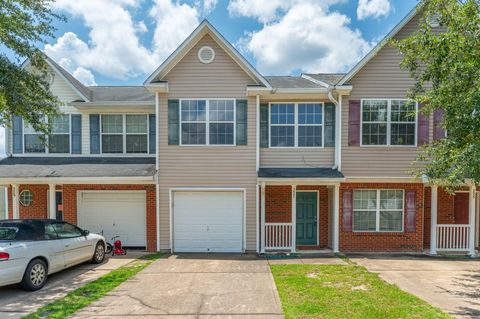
[238, 1, 372, 74]
[228, 0, 294, 23]
[45, 0, 202, 83]
[73, 67, 97, 86]
[203, 0, 218, 14]
[357, 0, 391, 20]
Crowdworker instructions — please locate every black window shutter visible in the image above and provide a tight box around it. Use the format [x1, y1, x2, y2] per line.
[168, 99, 180, 145]
[12, 115, 23, 154]
[89, 114, 100, 154]
[236, 99, 248, 145]
[149, 114, 156, 153]
[71, 114, 82, 154]
[324, 103, 335, 147]
[260, 103, 269, 148]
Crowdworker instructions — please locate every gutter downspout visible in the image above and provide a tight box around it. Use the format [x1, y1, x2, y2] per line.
[327, 86, 341, 171]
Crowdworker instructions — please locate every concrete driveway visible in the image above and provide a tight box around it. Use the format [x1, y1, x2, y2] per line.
[0, 253, 140, 319]
[72, 254, 284, 319]
[350, 254, 480, 319]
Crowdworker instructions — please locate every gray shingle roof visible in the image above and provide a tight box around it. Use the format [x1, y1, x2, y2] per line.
[303, 73, 346, 85]
[264, 76, 321, 89]
[0, 157, 156, 178]
[88, 86, 154, 103]
[46, 56, 92, 101]
[258, 167, 344, 179]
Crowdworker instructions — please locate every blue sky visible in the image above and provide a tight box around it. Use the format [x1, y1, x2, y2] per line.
[34, 0, 418, 86]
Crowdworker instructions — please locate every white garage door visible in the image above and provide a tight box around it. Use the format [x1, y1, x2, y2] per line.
[77, 191, 146, 247]
[173, 191, 244, 253]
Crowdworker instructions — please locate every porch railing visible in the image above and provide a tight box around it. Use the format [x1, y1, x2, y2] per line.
[265, 223, 293, 250]
[436, 224, 470, 251]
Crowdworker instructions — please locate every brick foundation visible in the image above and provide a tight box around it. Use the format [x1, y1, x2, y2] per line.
[339, 183, 424, 252]
[7, 184, 157, 252]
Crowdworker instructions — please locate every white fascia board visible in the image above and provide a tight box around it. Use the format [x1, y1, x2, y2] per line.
[145, 82, 169, 93]
[144, 20, 271, 89]
[301, 74, 330, 88]
[71, 101, 155, 108]
[0, 176, 156, 185]
[338, 3, 424, 85]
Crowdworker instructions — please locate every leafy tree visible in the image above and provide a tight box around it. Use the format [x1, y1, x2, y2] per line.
[0, 0, 65, 134]
[393, 0, 480, 189]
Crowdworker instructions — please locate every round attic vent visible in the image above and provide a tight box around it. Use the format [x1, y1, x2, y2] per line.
[198, 46, 215, 64]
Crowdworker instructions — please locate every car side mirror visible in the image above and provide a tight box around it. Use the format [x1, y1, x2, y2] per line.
[82, 230, 90, 236]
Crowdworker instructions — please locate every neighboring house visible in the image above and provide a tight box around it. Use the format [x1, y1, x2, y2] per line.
[1, 5, 478, 256]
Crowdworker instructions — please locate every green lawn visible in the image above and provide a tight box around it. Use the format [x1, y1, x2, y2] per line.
[270, 263, 452, 319]
[22, 253, 163, 319]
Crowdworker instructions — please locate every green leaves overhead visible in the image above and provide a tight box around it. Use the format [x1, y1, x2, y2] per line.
[393, 0, 480, 190]
[0, 0, 66, 134]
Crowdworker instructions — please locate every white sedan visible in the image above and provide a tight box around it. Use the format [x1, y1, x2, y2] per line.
[0, 219, 106, 291]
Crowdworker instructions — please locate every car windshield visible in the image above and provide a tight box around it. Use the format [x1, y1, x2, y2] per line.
[0, 227, 17, 240]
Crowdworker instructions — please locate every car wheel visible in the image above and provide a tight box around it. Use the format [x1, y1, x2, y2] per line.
[21, 259, 48, 291]
[91, 242, 105, 264]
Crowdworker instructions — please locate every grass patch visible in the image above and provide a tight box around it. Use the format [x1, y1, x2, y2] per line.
[271, 264, 452, 319]
[23, 253, 163, 319]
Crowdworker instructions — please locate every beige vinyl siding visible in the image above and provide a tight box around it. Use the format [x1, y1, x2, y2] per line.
[261, 147, 335, 168]
[158, 34, 258, 251]
[341, 11, 431, 178]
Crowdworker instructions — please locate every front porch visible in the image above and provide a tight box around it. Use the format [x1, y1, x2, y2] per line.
[259, 182, 340, 254]
[427, 185, 479, 256]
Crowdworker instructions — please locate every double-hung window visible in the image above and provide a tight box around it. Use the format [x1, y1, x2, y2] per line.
[126, 115, 148, 153]
[270, 103, 323, 147]
[180, 99, 235, 145]
[24, 115, 71, 153]
[101, 115, 123, 153]
[101, 114, 149, 154]
[361, 99, 416, 146]
[49, 115, 70, 153]
[353, 189, 404, 232]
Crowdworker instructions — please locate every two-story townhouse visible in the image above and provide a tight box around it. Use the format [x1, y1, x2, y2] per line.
[1, 4, 478, 255]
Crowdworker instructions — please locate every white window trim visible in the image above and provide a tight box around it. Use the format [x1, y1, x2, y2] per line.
[360, 99, 418, 148]
[100, 114, 150, 155]
[268, 102, 325, 149]
[23, 114, 73, 154]
[352, 189, 405, 233]
[179, 98, 237, 146]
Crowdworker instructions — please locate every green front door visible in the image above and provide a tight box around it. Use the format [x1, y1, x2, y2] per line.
[296, 192, 317, 245]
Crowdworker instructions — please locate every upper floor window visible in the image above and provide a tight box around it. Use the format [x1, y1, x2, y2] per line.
[180, 99, 235, 145]
[353, 189, 404, 232]
[101, 114, 148, 154]
[24, 115, 71, 154]
[361, 99, 416, 146]
[270, 103, 323, 148]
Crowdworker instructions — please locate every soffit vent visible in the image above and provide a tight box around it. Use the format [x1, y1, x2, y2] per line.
[198, 46, 215, 64]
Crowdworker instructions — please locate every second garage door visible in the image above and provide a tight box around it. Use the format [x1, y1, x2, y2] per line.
[77, 191, 146, 247]
[173, 191, 244, 253]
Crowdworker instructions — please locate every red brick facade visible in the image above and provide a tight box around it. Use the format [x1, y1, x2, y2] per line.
[265, 185, 330, 248]
[339, 183, 424, 252]
[6, 184, 157, 252]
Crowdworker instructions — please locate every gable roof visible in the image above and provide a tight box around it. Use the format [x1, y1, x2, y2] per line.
[144, 20, 271, 88]
[265, 76, 322, 89]
[43, 56, 92, 102]
[303, 73, 345, 86]
[337, 3, 424, 85]
[89, 86, 154, 103]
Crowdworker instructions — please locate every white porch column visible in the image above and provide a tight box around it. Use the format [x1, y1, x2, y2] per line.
[476, 191, 480, 249]
[469, 184, 476, 256]
[333, 184, 340, 253]
[12, 184, 19, 219]
[260, 182, 266, 254]
[291, 185, 297, 253]
[49, 184, 56, 219]
[430, 185, 438, 255]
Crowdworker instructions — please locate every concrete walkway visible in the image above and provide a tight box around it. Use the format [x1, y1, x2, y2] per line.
[72, 254, 285, 318]
[350, 254, 480, 319]
[0, 253, 142, 319]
